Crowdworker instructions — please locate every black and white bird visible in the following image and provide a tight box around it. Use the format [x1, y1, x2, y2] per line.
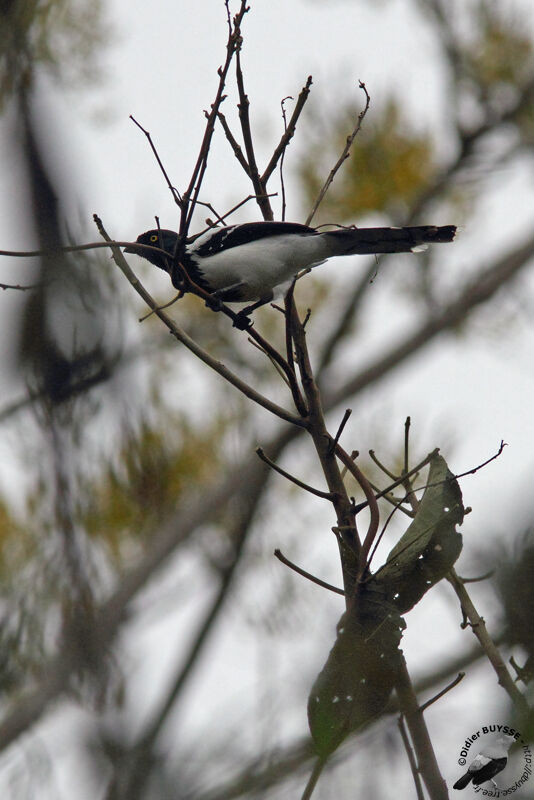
[453, 734, 515, 790]
[125, 221, 456, 325]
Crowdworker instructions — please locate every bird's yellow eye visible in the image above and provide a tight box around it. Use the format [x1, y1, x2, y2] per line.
[150, 234, 158, 243]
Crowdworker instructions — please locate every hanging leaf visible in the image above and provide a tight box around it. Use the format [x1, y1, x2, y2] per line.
[307, 585, 405, 757]
[374, 452, 463, 613]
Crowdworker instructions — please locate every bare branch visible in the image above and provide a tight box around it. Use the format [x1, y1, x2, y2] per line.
[261, 75, 313, 184]
[301, 757, 327, 800]
[418, 672, 465, 713]
[398, 715, 425, 800]
[216, 109, 252, 176]
[180, 0, 250, 237]
[256, 447, 334, 499]
[130, 116, 183, 207]
[394, 655, 449, 800]
[0, 281, 42, 290]
[274, 549, 345, 596]
[289, 298, 361, 597]
[235, 49, 273, 220]
[330, 408, 352, 452]
[353, 449, 439, 514]
[305, 80, 371, 226]
[454, 440, 507, 479]
[279, 94, 292, 220]
[334, 443, 380, 581]
[446, 569, 529, 713]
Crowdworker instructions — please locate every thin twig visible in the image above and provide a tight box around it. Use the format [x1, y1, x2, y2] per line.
[460, 570, 494, 584]
[394, 654, 449, 800]
[334, 443, 379, 581]
[394, 440, 509, 500]
[418, 672, 465, 713]
[357, 436, 505, 522]
[130, 116, 183, 207]
[301, 757, 327, 800]
[235, 48, 273, 220]
[0, 281, 42, 290]
[248, 338, 291, 387]
[403, 416, 411, 474]
[274, 549, 345, 596]
[330, 408, 352, 452]
[305, 80, 370, 226]
[369, 448, 397, 480]
[279, 94, 292, 220]
[316, 260, 378, 377]
[262, 75, 313, 184]
[401, 416, 419, 511]
[453, 440, 507, 479]
[288, 298, 361, 598]
[366, 492, 410, 572]
[0, 234, 306, 411]
[324, 231, 534, 411]
[180, 0, 250, 238]
[398, 715, 425, 800]
[284, 284, 298, 384]
[446, 568, 529, 713]
[256, 447, 334, 500]
[339, 448, 358, 481]
[0, 240, 176, 258]
[195, 192, 279, 236]
[217, 110, 252, 176]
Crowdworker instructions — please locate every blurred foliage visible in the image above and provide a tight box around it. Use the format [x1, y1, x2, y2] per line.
[81, 413, 229, 558]
[299, 98, 437, 221]
[298, 1, 534, 224]
[0, 0, 109, 107]
[463, 3, 534, 97]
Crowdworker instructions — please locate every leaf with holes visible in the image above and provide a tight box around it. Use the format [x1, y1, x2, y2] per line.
[374, 452, 463, 613]
[307, 586, 405, 757]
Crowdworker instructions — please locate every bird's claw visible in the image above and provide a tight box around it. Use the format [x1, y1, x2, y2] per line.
[205, 294, 224, 312]
[232, 312, 253, 330]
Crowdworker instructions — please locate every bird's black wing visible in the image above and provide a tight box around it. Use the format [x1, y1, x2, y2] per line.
[472, 757, 507, 786]
[191, 222, 316, 257]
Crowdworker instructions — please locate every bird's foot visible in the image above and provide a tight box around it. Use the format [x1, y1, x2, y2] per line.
[232, 311, 253, 330]
[205, 294, 224, 312]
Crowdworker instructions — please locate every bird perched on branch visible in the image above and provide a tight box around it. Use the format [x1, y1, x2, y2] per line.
[453, 734, 515, 790]
[125, 221, 456, 326]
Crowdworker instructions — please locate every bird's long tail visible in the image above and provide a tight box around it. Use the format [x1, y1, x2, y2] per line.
[453, 772, 473, 790]
[323, 225, 457, 255]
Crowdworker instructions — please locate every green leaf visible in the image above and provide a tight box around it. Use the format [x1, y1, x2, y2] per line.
[375, 452, 463, 613]
[307, 586, 405, 757]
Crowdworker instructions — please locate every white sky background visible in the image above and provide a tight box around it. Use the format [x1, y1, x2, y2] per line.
[1, 0, 534, 797]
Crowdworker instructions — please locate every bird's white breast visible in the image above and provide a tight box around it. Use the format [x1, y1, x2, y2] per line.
[189, 233, 330, 300]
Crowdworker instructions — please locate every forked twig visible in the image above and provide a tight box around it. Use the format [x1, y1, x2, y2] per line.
[180, 0, 250, 238]
[235, 48, 273, 220]
[262, 76, 313, 185]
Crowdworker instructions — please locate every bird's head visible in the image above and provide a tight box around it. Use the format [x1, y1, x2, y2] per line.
[124, 229, 180, 273]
